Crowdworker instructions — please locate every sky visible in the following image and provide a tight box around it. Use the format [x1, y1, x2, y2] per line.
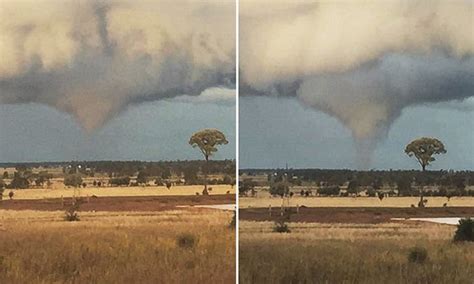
[1, 0, 473, 169]
[239, 0, 474, 170]
[240, 96, 474, 170]
[0, 0, 235, 162]
[0, 97, 235, 162]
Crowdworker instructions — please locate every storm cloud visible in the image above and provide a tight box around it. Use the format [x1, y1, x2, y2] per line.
[240, 0, 473, 168]
[0, 0, 235, 131]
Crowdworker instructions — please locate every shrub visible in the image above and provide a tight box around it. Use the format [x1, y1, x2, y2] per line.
[110, 176, 130, 186]
[453, 218, 474, 242]
[222, 175, 232, 185]
[273, 221, 290, 233]
[64, 174, 83, 187]
[408, 246, 428, 263]
[273, 209, 291, 233]
[270, 182, 289, 197]
[176, 233, 197, 249]
[239, 178, 256, 196]
[64, 201, 80, 221]
[318, 186, 340, 196]
[8, 176, 29, 189]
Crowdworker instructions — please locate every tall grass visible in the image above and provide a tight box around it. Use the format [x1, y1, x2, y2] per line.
[0, 209, 235, 283]
[239, 221, 474, 283]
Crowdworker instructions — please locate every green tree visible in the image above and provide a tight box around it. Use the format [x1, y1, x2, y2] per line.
[347, 180, 359, 195]
[182, 166, 198, 185]
[110, 176, 130, 186]
[161, 168, 171, 180]
[3, 171, 8, 179]
[136, 171, 148, 185]
[405, 137, 446, 171]
[189, 129, 228, 191]
[397, 177, 412, 196]
[35, 171, 52, 187]
[10, 173, 29, 189]
[270, 181, 289, 197]
[239, 178, 256, 196]
[223, 175, 233, 186]
[405, 137, 446, 207]
[64, 174, 83, 187]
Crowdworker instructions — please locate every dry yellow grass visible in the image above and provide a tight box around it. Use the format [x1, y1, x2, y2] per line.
[240, 196, 474, 208]
[239, 221, 474, 283]
[0, 209, 235, 283]
[3, 184, 235, 200]
[239, 221, 455, 242]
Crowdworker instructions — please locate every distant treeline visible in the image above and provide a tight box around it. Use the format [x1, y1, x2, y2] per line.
[0, 160, 236, 189]
[241, 169, 474, 188]
[1, 160, 235, 177]
[240, 169, 474, 197]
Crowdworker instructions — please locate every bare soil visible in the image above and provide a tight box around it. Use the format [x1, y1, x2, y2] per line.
[0, 194, 235, 212]
[239, 206, 474, 224]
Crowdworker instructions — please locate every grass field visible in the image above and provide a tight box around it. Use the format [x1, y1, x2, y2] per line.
[240, 196, 474, 208]
[0, 209, 235, 283]
[3, 184, 235, 200]
[239, 221, 474, 283]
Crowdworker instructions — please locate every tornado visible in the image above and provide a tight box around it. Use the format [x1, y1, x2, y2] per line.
[240, 0, 474, 168]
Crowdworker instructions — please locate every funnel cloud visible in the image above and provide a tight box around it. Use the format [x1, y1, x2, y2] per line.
[0, 0, 235, 131]
[240, 0, 474, 168]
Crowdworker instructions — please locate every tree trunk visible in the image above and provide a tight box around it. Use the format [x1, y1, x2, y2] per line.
[204, 155, 208, 191]
[419, 166, 425, 207]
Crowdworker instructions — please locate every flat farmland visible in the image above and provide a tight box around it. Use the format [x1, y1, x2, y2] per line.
[0, 194, 235, 212]
[3, 184, 235, 200]
[0, 209, 235, 283]
[240, 196, 474, 208]
[240, 206, 474, 224]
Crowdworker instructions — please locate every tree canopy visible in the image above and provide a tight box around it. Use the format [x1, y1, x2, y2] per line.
[405, 137, 446, 171]
[189, 129, 228, 161]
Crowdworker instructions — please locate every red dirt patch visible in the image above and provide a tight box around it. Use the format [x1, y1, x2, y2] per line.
[239, 207, 474, 224]
[0, 194, 235, 212]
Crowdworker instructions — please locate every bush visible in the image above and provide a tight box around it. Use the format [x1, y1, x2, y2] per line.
[239, 178, 256, 196]
[318, 186, 340, 196]
[408, 246, 428, 263]
[222, 175, 232, 185]
[453, 218, 474, 242]
[64, 174, 83, 187]
[8, 176, 29, 189]
[270, 182, 289, 197]
[273, 209, 291, 233]
[110, 176, 130, 186]
[273, 221, 290, 233]
[176, 233, 198, 249]
[64, 201, 80, 221]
